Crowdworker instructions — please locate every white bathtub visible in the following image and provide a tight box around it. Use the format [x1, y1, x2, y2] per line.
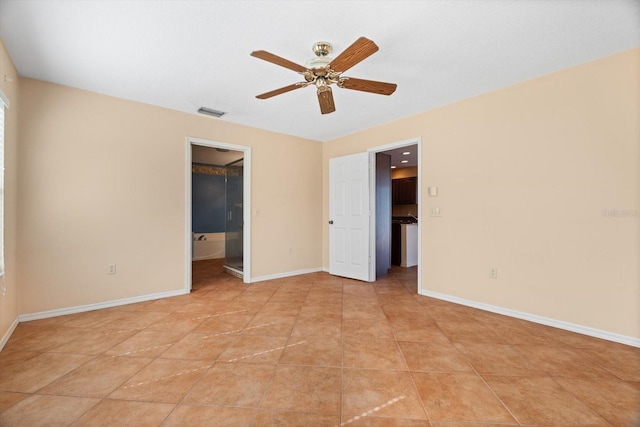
[193, 232, 225, 260]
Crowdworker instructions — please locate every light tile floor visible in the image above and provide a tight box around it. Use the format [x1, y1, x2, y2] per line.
[0, 259, 638, 426]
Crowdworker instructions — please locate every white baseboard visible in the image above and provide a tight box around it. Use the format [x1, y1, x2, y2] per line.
[251, 267, 323, 283]
[0, 316, 19, 351]
[420, 289, 640, 348]
[18, 289, 189, 323]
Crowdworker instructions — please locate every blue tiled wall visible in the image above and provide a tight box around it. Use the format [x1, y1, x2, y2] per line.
[192, 165, 225, 233]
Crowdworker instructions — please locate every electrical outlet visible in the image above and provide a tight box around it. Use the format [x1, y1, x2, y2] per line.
[108, 264, 117, 275]
[288, 247, 293, 256]
[490, 268, 498, 278]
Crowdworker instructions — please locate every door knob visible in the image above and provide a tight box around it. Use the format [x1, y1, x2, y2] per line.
[329, 220, 334, 224]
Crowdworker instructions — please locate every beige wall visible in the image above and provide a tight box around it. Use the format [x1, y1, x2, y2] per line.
[17, 78, 322, 314]
[323, 48, 640, 339]
[0, 40, 19, 341]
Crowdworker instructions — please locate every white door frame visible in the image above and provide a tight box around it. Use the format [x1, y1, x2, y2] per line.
[185, 137, 252, 289]
[367, 137, 422, 291]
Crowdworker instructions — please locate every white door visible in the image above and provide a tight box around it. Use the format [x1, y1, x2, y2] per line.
[329, 152, 372, 282]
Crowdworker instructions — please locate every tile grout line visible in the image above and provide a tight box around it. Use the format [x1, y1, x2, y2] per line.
[115, 264, 252, 425]
[158, 267, 265, 425]
[245, 275, 295, 426]
[104, 312, 209, 425]
[545, 375, 616, 427]
[460, 353, 525, 426]
[28, 325, 163, 424]
[382, 276, 435, 426]
[339, 277, 345, 427]
[430, 306, 525, 426]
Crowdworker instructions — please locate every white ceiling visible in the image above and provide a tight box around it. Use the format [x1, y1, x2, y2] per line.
[383, 145, 418, 170]
[1, 1, 638, 142]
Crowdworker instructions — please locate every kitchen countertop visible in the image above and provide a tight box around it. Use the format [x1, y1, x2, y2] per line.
[392, 216, 418, 224]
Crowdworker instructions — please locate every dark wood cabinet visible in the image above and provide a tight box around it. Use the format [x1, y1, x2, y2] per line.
[392, 177, 417, 204]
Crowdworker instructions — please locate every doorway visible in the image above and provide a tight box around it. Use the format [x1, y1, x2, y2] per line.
[369, 138, 421, 291]
[186, 137, 252, 290]
[327, 137, 421, 290]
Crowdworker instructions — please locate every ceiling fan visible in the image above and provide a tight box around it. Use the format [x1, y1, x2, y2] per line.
[250, 37, 397, 114]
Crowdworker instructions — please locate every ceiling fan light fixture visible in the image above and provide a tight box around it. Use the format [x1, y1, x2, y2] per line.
[197, 107, 226, 118]
[315, 76, 328, 90]
[305, 55, 333, 70]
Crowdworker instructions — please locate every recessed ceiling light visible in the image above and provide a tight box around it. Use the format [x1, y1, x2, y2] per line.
[402, 151, 410, 155]
[390, 166, 396, 169]
[401, 160, 409, 163]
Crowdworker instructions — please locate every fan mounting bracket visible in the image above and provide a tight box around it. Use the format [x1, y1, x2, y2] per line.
[312, 41, 332, 57]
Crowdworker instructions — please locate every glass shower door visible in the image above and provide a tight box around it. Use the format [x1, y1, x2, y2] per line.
[224, 163, 243, 273]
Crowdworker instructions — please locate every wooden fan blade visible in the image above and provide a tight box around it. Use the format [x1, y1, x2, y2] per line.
[340, 77, 397, 95]
[256, 83, 305, 99]
[250, 50, 307, 73]
[329, 37, 379, 73]
[317, 87, 336, 114]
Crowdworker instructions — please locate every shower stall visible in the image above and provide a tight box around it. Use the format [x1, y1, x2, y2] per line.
[224, 159, 244, 276]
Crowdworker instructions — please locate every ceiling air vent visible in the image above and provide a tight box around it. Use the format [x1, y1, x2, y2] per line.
[197, 107, 226, 118]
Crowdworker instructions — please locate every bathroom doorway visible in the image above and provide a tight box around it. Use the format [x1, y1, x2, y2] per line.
[186, 137, 252, 289]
